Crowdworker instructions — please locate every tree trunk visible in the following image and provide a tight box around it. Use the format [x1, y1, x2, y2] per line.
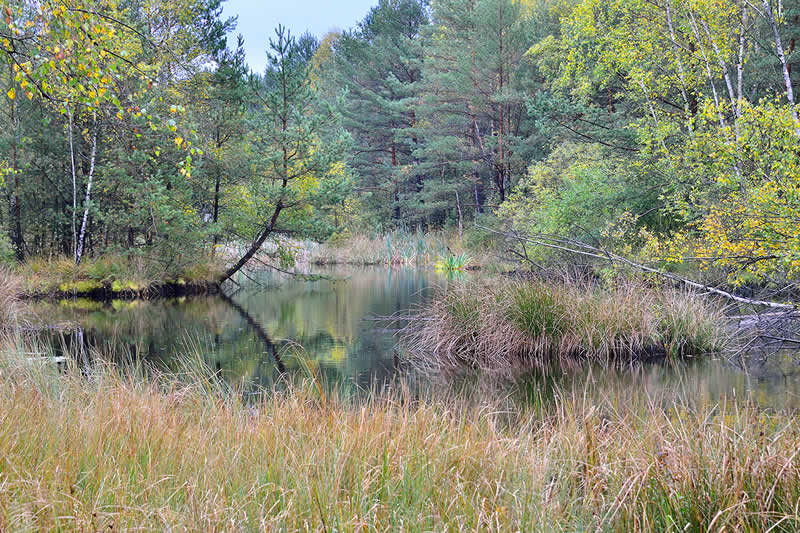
[455, 189, 463, 238]
[211, 127, 222, 256]
[68, 106, 78, 259]
[687, 10, 726, 127]
[762, 0, 800, 138]
[218, 200, 283, 284]
[211, 171, 221, 254]
[665, 0, 690, 116]
[473, 181, 483, 215]
[391, 127, 400, 220]
[8, 67, 23, 260]
[76, 117, 98, 265]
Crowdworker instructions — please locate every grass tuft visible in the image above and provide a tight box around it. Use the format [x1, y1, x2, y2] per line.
[404, 279, 728, 377]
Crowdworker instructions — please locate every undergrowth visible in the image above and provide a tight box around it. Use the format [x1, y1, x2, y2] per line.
[13, 254, 223, 296]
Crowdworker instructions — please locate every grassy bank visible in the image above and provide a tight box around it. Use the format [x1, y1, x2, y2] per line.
[0, 338, 798, 530]
[404, 279, 727, 377]
[6, 255, 222, 299]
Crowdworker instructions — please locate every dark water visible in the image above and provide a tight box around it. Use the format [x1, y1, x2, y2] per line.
[27, 267, 800, 407]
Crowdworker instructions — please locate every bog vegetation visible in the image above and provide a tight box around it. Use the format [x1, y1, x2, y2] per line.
[405, 279, 727, 377]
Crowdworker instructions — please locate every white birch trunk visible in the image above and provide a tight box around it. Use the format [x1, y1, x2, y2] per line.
[68, 106, 78, 260]
[75, 116, 98, 265]
[761, 0, 800, 138]
[687, 10, 726, 127]
[665, 0, 691, 115]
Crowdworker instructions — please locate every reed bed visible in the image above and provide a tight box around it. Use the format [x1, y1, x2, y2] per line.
[0, 337, 798, 531]
[404, 279, 727, 377]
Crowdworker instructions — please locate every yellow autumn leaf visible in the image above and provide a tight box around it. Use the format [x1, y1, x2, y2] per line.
[174, 136, 183, 146]
[6, 88, 14, 100]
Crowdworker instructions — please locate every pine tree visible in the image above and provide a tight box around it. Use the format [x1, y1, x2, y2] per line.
[328, 0, 428, 227]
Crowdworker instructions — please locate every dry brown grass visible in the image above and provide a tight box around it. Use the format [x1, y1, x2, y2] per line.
[404, 279, 727, 378]
[0, 268, 21, 327]
[0, 342, 798, 531]
[309, 229, 502, 269]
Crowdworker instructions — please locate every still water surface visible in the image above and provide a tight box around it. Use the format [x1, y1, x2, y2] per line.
[30, 267, 800, 407]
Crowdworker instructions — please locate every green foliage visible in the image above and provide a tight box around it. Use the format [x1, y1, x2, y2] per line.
[1, 0, 800, 293]
[660, 99, 800, 282]
[499, 143, 669, 254]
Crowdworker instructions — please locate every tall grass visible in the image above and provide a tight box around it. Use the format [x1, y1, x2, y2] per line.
[0, 337, 799, 530]
[0, 268, 21, 327]
[404, 279, 727, 377]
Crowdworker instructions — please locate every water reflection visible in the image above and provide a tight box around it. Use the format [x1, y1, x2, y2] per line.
[510, 356, 800, 410]
[25, 267, 800, 407]
[31, 267, 442, 393]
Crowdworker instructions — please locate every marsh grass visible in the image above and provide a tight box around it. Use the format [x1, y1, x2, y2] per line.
[405, 279, 728, 377]
[0, 335, 799, 531]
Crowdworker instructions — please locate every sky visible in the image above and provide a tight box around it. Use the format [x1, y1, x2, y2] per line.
[221, 0, 379, 73]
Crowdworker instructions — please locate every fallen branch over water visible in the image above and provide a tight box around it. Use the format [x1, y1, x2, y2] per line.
[480, 226, 796, 310]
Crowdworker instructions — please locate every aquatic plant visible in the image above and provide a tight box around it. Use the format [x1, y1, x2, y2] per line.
[435, 252, 471, 273]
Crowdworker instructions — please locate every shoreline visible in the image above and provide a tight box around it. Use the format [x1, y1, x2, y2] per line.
[16, 280, 221, 302]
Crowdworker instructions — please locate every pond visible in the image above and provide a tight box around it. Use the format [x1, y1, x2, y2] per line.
[27, 266, 800, 407]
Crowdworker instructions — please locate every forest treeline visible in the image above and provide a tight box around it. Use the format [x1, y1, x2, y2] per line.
[1, 0, 799, 285]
